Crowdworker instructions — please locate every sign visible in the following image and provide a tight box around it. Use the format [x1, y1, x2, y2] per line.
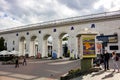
[82, 35, 96, 58]
[96, 34, 118, 43]
[108, 35, 118, 43]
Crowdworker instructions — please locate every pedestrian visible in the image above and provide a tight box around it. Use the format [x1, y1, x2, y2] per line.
[103, 50, 110, 71]
[23, 56, 27, 66]
[112, 51, 119, 72]
[100, 53, 104, 64]
[15, 57, 19, 68]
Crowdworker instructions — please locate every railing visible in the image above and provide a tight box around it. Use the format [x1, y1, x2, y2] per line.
[1, 10, 120, 33]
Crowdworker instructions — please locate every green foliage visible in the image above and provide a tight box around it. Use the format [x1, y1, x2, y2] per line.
[68, 68, 81, 75]
[48, 53, 52, 57]
[60, 68, 81, 80]
[0, 37, 6, 51]
[59, 57, 63, 59]
[62, 37, 68, 41]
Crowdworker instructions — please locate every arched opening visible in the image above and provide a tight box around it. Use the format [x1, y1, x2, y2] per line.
[30, 35, 38, 57]
[59, 33, 69, 58]
[43, 35, 53, 57]
[19, 36, 26, 56]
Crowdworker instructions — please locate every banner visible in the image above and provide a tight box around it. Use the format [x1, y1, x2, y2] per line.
[82, 35, 96, 58]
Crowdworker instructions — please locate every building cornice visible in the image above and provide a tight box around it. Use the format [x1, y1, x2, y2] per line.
[0, 10, 120, 34]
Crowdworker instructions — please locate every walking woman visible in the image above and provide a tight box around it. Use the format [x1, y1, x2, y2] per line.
[112, 51, 119, 72]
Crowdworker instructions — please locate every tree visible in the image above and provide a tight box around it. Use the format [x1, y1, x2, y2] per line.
[62, 37, 68, 41]
[62, 36, 69, 41]
[0, 37, 6, 51]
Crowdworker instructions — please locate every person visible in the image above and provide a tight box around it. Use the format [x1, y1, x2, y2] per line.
[23, 56, 27, 66]
[15, 57, 19, 68]
[112, 51, 119, 72]
[100, 53, 104, 64]
[103, 50, 110, 71]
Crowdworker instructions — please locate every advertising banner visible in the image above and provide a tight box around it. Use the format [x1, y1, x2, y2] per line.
[82, 35, 96, 58]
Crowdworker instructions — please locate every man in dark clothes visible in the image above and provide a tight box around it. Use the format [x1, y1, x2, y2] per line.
[15, 57, 19, 68]
[103, 50, 110, 71]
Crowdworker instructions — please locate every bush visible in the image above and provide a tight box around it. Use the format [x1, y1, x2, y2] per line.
[68, 68, 81, 75]
[60, 68, 81, 80]
[59, 57, 63, 59]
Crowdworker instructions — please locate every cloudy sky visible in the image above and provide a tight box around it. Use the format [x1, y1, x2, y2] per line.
[0, 0, 120, 30]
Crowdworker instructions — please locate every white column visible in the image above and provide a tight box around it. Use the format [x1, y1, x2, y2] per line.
[38, 38, 43, 57]
[77, 37, 81, 58]
[68, 36, 78, 58]
[43, 39, 48, 57]
[38, 35, 48, 57]
[59, 38, 63, 57]
[52, 36, 61, 58]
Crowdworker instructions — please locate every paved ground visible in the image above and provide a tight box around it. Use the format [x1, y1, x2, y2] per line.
[0, 58, 80, 80]
[72, 59, 120, 80]
[0, 58, 120, 80]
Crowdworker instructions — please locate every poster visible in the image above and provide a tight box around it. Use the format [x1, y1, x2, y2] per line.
[82, 35, 96, 58]
[96, 42, 102, 54]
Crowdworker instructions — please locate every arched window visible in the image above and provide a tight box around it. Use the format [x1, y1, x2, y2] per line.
[53, 29, 56, 32]
[26, 32, 29, 35]
[39, 31, 41, 34]
[91, 24, 95, 28]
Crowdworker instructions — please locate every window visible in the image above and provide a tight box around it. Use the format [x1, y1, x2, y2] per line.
[39, 31, 41, 33]
[13, 47, 15, 50]
[16, 33, 18, 36]
[71, 27, 74, 30]
[26, 32, 29, 35]
[13, 41, 15, 45]
[53, 29, 56, 32]
[5, 42, 7, 47]
[109, 45, 119, 50]
[91, 24, 95, 28]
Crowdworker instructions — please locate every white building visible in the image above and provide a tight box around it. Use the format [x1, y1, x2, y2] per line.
[0, 10, 120, 58]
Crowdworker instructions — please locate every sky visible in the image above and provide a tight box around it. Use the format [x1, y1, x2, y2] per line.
[0, 0, 120, 30]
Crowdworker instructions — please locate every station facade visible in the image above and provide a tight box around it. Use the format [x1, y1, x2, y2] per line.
[0, 11, 120, 58]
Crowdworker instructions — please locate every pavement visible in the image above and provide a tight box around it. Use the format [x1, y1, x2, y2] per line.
[0, 58, 80, 80]
[72, 68, 120, 80]
[72, 59, 120, 80]
[0, 58, 120, 80]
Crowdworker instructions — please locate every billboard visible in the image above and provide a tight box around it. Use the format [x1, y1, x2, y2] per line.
[82, 35, 96, 58]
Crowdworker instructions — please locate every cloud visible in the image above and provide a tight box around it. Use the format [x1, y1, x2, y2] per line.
[58, 0, 97, 10]
[0, 13, 23, 29]
[0, 0, 120, 30]
[94, 0, 120, 11]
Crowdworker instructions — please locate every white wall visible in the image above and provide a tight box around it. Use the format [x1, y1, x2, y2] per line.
[0, 15, 120, 58]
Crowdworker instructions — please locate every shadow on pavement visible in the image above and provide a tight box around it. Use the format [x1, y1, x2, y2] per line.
[91, 70, 105, 77]
[101, 71, 114, 79]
